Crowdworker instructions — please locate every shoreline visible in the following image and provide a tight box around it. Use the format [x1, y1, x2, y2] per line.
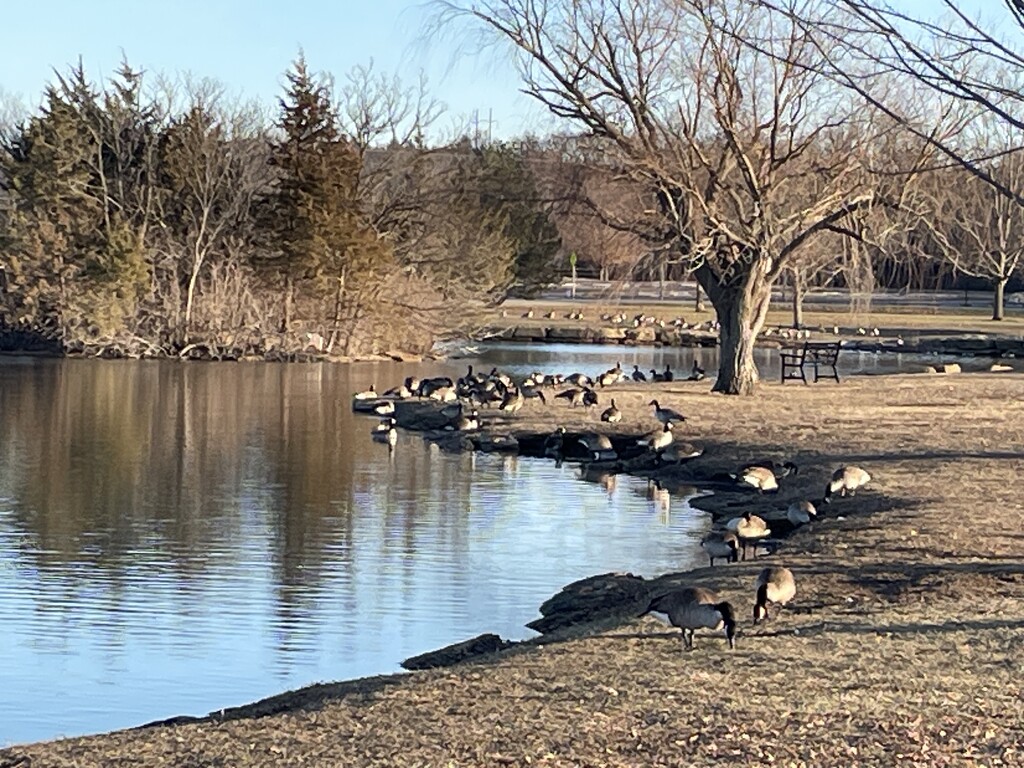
[5, 373, 1024, 764]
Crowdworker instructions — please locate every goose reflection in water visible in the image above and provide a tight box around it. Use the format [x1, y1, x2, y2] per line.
[577, 466, 618, 499]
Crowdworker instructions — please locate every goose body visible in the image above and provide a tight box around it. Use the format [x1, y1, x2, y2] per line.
[543, 427, 567, 459]
[632, 365, 648, 383]
[600, 399, 622, 423]
[726, 512, 771, 560]
[659, 442, 704, 464]
[737, 466, 778, 492]
[638, 422, 674, 452]
[825, 465, 871, 502]
[787, 500, 817, 525]
[649, 399, 686, 425]
[447, 409, 480, 432]
[754, 566, 797, 623]
[644, 587, 737, 650]
[498, 388, 524, 414]
[701, 531, 740, 566]
[373, 400, 396, 416]
[577, 433, 616, 461]
[353, 385, 378, 401]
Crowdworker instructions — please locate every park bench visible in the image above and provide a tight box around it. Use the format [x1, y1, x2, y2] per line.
[780, 340, 842, 384]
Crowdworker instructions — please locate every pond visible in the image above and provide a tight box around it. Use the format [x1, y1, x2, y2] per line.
[0, 342, 932, 745]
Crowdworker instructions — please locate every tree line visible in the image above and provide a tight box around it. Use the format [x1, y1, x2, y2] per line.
[0, 56, 561, 359]
[3, 0, 1024, 391]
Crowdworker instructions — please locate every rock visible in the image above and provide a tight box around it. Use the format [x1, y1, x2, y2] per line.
[990, 363, 1014, 372]
[401, 633, 511, 671]
[936, 362, 962, 374]
[526, 572, 651, 634]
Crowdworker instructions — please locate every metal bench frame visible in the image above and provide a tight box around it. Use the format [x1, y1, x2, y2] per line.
[780, 341, 842, 384]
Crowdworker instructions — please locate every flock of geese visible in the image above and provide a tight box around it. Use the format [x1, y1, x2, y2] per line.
[654, 463, 872, 650]
[353, 359, 873, 653]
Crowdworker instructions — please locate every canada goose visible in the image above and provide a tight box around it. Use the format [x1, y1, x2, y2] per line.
[643, 587, 737, 650]
[701, 531, 740, 566]
[565, 372, 592, 388]
[649, 399, 687, 425]
[371, 418, 398, 448]
[659, 442, 704, 464]
[556, 387, 599, 408]
[577, 433, 616, 461]
[787, 500, 818, 526]
[382, 383, 413, 399]
[754, 566, 797, 623]
[662, 364, 674, 382]
[521, 384, 547, 404]
[597, 369, 620, 388]
[427, 385, 459, 403]
[649, 368, 666, 382]
[372, 416, 396, 433]
[600, 399, 622, 423]
[446, 409, 480, 432]
[688, 359, 706, 381]
[632, 365, 647, 383]
[735, 466, 778, 493]
[498, 388, 524, 414]
[824, 466, 872, 502]
[543, 426, 566, 459]
[373, 400, 396, 416]
[726, 512, 771, 560]
[638, 422, 674, 452]
[353, 385, 378, 401]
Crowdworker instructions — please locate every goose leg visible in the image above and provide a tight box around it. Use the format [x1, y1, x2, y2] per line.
[683, 629, 694, 651]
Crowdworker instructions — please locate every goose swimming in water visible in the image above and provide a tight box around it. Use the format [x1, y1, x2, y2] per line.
[824, 465, 871, 502]
[643, 587, 737, 650]
[754, 566, 797, 623]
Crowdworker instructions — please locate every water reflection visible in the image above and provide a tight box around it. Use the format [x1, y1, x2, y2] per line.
[0, 355, 713, 746]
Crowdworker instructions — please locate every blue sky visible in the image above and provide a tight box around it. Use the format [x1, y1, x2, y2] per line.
[0, 0, 1002, 140]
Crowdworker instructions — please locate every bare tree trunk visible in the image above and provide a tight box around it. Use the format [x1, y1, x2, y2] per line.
[993, 277, 1007, 321]
[281, 274, 294, 333]
[704, 267, 773, 396]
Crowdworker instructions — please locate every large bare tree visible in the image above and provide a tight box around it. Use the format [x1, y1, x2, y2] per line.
[436, 0, 904, 394]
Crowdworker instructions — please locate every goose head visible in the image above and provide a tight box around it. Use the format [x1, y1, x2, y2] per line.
[717, 601, 737, 648]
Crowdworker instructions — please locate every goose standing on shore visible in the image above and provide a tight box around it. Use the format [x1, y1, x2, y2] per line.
[638, 422, 674, 454]
[632, 365, 648, 383]
[649, 399, 687, 425]
[600, 399, 622, 423]
[643, 587, 737, 650]
[753, 566, 797, 623]
[824, 466, 872, 502]
[787, 500, 818, 526]
[577, 433, 617, 462]
[726, 512, 772, 560]
[701, 531, 740, 566]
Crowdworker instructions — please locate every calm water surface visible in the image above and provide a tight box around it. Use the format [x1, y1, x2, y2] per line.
[0, 342, 933, 745]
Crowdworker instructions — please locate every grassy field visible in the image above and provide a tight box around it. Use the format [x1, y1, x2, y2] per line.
[5, 373, 1024, 766]
[492, 296, 1024, 337]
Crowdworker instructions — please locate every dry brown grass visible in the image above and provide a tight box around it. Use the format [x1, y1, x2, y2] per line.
[6, 373, 1024, 767]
